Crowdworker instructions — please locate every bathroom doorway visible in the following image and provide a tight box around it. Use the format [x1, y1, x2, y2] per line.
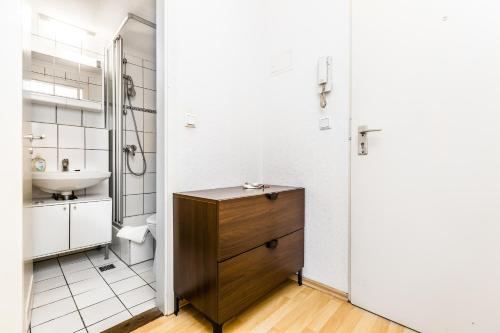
[23, 0, 166, 331]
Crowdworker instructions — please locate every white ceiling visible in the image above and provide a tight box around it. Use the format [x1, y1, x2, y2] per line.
[28, 0, 155, 47]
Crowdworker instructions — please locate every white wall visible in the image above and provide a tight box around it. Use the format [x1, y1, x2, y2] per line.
[164, 0, 351, 295]
[261, 0, 351, 291]
[166, 0, 266, 192]
[0, 1, 25, 332]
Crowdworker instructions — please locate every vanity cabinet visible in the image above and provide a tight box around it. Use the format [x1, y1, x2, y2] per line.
[31, 196, 112, 258]
[70, 201, 112, 249]
[32, 204, 70, 257]
[174, 186, 305, 333]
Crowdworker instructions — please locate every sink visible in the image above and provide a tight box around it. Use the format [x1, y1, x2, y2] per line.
[32, 171, 111, 195]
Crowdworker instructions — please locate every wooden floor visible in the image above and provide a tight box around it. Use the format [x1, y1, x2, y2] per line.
[133, 281, 416, 333]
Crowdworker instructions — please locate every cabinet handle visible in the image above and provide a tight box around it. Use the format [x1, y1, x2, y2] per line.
[73, 206, 77, 210]
[63, 207, 67, 211]
[265, 192, 279, 201]
[266, 239, 279, 249]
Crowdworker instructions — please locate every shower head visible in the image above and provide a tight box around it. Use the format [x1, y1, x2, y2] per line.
[123, 74, 136, 98]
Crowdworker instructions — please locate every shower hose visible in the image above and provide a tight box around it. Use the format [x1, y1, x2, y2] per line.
[123, 67, 147, 176]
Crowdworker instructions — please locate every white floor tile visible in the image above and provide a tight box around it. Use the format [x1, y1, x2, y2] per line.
[33, 275, 66, 294]
[32, 285, 71, 308]
[65, 267, 100, 284]
[69, 276, 107, 296]
[100, 267, 136, 284]
[110, 275, 147, 295]
[130, 260, 154, 274]
[73, 285, 114, 309]
[149, 282, 156, 291]
[33, 260, 63, 283]
[86, 310, 132, 333]
[129, 299, 156, 316]
[31, 311, 84, 333]
[60, 258, 93, 275]
[79, 297, 126, 327]
[31, 297, 76, 327]
[139, 270, 155, 284]
[118, 285, 155, 308]
[87, 249, 119, 267]
[59, 253, 87, 265]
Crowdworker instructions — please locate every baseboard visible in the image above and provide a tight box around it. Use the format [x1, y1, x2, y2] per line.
[289, 275, 348, 302]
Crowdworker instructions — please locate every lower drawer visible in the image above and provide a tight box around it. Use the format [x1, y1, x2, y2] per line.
[218, 229, 304, 323]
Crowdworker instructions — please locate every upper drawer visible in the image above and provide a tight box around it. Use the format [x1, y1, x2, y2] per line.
[218, 188, 304, 261]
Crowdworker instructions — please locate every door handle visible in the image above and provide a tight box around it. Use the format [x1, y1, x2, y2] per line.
[358, 126, 382, 155]
[24, 134, 46, 142]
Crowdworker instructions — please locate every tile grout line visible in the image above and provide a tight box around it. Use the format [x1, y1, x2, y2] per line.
[84, 252, 134, 318]
[56, 257, 89, 333]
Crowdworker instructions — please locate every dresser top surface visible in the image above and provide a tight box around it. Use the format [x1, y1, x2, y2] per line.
[174, 185, 303, 201]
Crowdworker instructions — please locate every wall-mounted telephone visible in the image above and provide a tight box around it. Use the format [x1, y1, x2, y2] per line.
[318, 56, 332, 109]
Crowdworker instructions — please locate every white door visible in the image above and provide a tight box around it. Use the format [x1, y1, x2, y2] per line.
[32, 205, 70, 257]
[350, 1, 500, 332]
[70, 200, 112, 249]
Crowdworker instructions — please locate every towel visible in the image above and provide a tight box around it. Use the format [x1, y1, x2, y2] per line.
[117, 225, 149, 244]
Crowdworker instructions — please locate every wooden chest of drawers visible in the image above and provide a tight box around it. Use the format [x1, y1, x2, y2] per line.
[174, 186, 305, 333]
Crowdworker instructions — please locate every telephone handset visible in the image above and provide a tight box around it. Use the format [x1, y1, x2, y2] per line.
[318, 56, 332, 109]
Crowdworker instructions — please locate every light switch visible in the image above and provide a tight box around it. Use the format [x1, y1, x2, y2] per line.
[319, 116, 331, 130]
[185, 113, 196, 128]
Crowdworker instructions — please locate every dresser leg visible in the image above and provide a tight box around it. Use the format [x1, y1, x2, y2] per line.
[212, 322, 223, 333]
[174, 295, 180, 316]
[298, 268, 303, 286]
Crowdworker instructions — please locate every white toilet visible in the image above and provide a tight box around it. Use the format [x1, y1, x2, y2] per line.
[146, 214, 156, 239]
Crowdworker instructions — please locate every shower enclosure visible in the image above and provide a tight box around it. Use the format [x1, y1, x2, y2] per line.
[105, 14, 157, 265]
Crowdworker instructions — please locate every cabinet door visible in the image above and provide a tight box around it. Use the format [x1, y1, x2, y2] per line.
[70, 200, 112, 249]
[32, 205, 69, 257]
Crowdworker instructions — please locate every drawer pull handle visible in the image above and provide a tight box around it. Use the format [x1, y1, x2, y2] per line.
[266, 239, 279, 249]
[265, 192, 279, 200]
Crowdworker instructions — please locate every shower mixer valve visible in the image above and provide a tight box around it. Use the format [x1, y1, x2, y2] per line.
[123, 145, 137, 156]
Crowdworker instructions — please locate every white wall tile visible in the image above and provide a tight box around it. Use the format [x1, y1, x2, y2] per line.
[145, 153, 156, 172]
[85, 150, 109, 171]
[143, 69, 155, 90]
[143, 113, 155, 133]
[32, 148, 58, 171]
[144, 132, 155, 152]
[86, 179, 109, 196]
[32, 104, 56, 123]
[122, 215, 148, 227]
[57, 108, 82, 126]
[126, 174, 143, 195]
[128, 87, 143, 109]
[31, 123, 57, 148]
[144, 89, 156, 110]
[85, 127, 109, 150]
[82, 111, 105, 128]
[144, 193, 156, 214]
[88, 84, 102, 102]
[125, 63, 143, 88]
[144, 173, 155, 193]
[125, 110, 143, 131]
[125, 130, 144, 149]
[143, 59, 156, 70]
[58, 125, 84, 149]
[126, 194, 143, 216]
[124, 52, 142, 66]
[58, 149, 84, 171]
[124, 151, 145, 174]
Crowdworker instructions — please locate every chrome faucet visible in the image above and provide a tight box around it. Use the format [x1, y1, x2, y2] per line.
[62, 159, 69, 172]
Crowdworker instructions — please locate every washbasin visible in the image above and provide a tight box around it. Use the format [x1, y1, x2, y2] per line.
[32, 171, 111, 195]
